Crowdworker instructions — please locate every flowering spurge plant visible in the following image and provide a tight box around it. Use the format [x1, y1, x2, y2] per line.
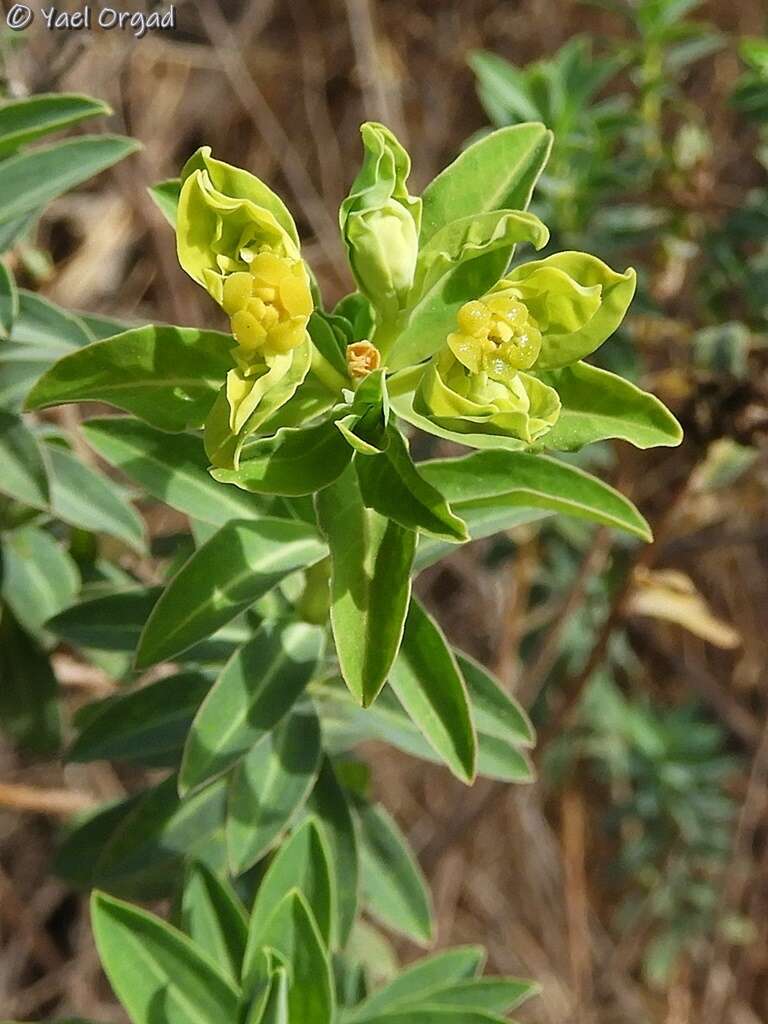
[24, 120, 681, 1024]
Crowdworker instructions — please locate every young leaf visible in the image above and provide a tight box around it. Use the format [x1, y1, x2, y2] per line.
[82, 417, 267, 525]
[2, 527, 79, 636]
[180, 621, 323, 794]
[0, 93, 110, 156]
[355, 801, 434, 946]
[91, 890, 240, 1024]
[250, 817, 335, 948]
[306, 757, 359, 946]
[537, 361, 684, 451]
[419, 448, 652, 541]
[388, 599, 477, 784]
[136, 518, 326, 668]
[149, 178, 181, 226]
[243, 890, 334, 1024]
[45, 441, 147, 553]
[68, 672, 212, 767]
[0, 136, 139, 226]
[0, 611, 60, 754]
[212, 418, 354, 496]
[26, 325, 235, 432]
[315, 466, 415, 707]
[226, 704, 322, 874]
[0, 410, 49, 509]
[180, 862, 248, 982]
[355, 425, 468, 542]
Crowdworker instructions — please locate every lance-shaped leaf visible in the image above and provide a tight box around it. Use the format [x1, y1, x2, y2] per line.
[136, 518, 326, 668]
[536, 360, 684, 451]
[91, 890, 240, 1024]
[0, 260, 19, 337]
[388, 599, 477, 784]
[315, 465, 416, 706]
[212, 417, 353, 496]
[0, 410, 49, 508]
[242, 890, 334, 1024]
[250, 817, 335, 948]
[307, 758, 359, 946]
[179, 862, 248, 982]
[2, 527, 79, 637]
[400, 977, 539, 1014]
[180, 621, 323, 794]
[226, 704, 322, 874]
[0, 135, 139, 226]
[0, 611, 60, 754]
[455, 653, 534, 748]
[356, 801, 433, 946]
[418, 448, 652, 540]
[355, 424, 468, 542]
[420, 124, 553, 243]
[25, 325, 234, 432]
[149, 177, 181, 227]
[0, 93, 110, 156]
[82, 417, 267, 525]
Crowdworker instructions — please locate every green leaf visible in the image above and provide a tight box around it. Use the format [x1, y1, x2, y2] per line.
[243, 890, 334, 1024]
[69, 672, 212, 767]
[136, 518, 325, 668]
[149, 178, 181, 227]
[180, 621, 323, 794]
[250, 817, 335, 948]
[456, 653, 534, 748]
[82, 417, 267, 525]
[355, 801, 433, 945]
[0, 94, 110, 156]
[537, 361, 684, 451]
[355, 425, 468, 542]
[91, 890, 239, 1024]
[48, 587, 160, 652]
[180, 862, 248, 982]
[2, 526, 79, 636]
[0, 260, 18, 337]
[419, 448, 652, 540]
[0, 610, 60, 754]
[388, 599, 477, 783]
[0, 136, 139, 226]
[348, 1009, 508, 1023]
[45, 441, 147, 552]
[226, 704, 322, 874]
[415, 506, 552, 572]
[54, 794, 143, 889]
[213, 418, 353, 496]
[315, 466, 415, 707]
[25, 325, 235, 432]
[0, 410, 49, 508]
[95, 775, 228, 898]
[247, 966, 289, 1024]
[416, 977, 540, 1012]
[306, 757, 359, 946]
[420, 123, 553, 244]
[345, 947, 484, 1022]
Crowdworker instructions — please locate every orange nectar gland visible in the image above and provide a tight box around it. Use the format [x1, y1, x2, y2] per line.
[221, 251, 313, 360]
[346, 340, 381, 381]
[449, 295, 542, 374]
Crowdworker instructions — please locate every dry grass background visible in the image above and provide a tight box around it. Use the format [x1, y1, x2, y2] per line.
[1, 1, 768, 1021]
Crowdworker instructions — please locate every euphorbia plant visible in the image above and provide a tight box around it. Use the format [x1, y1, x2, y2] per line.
[25, 119, 681, 1023]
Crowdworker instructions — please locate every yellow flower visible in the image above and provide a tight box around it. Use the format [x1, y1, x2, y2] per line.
[447, 294, 543, 381]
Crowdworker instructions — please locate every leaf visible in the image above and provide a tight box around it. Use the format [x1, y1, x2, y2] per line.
[419, 124, 553, 244]
[180, 862, 248, 982]
[0, 610, 60, 754]
[68, 672, 212, 767]
[25, 325, 235, 432]
[212, 418, 354, 496]
[0, 260, 18, 337]
[136, 518, 325, 668]
[48, 587, 160, 652]
[250, 817, 335, 948]
[306, 757, 359, 946]
[0, 410, 49, 508]
[0, 136, 139, 226]
[226, 704, 322, 874]
[355, 801, 433, 946]
[0, 93, 110, 156]
[315, 466, 415, 707]
[419, 448, 652, 540]
[82, 417, 267, 525]
[45, 441, 147, 552]
[355, 425, 468, 542]
[95, 775, 228, 898]
[456, 653, 534, 748]
[536, 361, 684, 451]
[348, 1008, 509, 1023]
[388, 599, 477, 784]
[242, 890, 334, 1024]
[246, 966, 289, 1024]
[180, 621, 323, 794]
[415, 506, 552, 572]
[345, 947, 484, 1022]
[149, 178, 181, 227]
[2, 526, 79, 636]
[91, 890, 239, 1024]
[416, 977, 540, 1013]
